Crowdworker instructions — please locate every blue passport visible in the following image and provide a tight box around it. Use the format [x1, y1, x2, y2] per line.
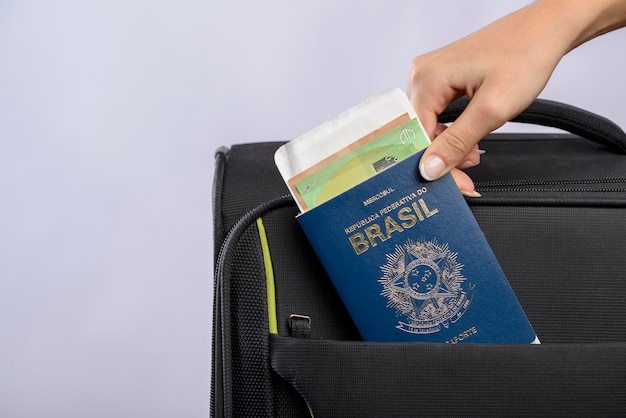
[297, 150, 538, 343]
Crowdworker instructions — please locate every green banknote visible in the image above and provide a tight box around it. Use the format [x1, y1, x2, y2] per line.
[294, 118, 430, 209]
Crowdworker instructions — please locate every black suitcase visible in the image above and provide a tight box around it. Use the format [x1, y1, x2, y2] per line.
[212, 99, 626, 417]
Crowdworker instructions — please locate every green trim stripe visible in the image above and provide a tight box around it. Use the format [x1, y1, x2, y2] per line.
[256, 218, 278, 334]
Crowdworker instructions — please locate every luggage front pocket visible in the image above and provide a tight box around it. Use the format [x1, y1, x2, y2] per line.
[270, 335, 626, 418]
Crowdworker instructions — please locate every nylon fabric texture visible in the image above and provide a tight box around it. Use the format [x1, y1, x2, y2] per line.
[212, 98, 626, 417]
[270, 335, 626, 417]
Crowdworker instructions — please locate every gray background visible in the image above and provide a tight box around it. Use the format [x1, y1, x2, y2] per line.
[1, 1, 624, 417]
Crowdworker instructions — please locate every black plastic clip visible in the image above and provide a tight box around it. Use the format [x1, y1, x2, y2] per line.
[288, 314, 311, 338]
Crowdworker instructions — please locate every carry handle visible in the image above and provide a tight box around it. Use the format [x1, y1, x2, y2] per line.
[438, 97, 626, 154]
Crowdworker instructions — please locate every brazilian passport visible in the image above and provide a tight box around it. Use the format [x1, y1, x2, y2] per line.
[296, 150, 538, 343]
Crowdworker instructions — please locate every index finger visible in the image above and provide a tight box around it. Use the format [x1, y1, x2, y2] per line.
[418, 93, 511, 180]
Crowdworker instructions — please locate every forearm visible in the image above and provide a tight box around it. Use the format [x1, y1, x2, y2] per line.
[408, 0, 626, 189]
[531, 0, 626, 51]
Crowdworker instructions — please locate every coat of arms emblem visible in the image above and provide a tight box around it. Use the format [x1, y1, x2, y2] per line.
[379, 238, 474, 334]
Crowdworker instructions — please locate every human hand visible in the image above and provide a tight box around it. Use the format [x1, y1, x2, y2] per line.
[407, 0, 626, 196]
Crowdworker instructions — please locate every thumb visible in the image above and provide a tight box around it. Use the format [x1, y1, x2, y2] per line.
[419, 99, 506, 181]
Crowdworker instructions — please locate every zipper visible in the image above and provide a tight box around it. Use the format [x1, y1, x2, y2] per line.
[215, 195, 294, 275]
[213, 194, 295, 417]
[471, 178, 626, 206]
[475, 178, 626, 193]
[476, 178, 626, 191]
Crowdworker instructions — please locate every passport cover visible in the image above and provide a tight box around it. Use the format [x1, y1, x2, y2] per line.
[297, 150, 538, 343]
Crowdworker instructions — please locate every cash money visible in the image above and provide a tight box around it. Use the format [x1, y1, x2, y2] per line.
[275, 88, 430, 212]
[292, 117, 430, 210]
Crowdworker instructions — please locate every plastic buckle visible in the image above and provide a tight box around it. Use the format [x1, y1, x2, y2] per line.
[288, 314, 311, 338]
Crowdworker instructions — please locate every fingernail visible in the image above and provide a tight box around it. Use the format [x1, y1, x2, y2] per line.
[420, 155, 446, 181]
[462, 190, 482, 198]
[477, 149, 486, 155]
[459, 160, 478, 170]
